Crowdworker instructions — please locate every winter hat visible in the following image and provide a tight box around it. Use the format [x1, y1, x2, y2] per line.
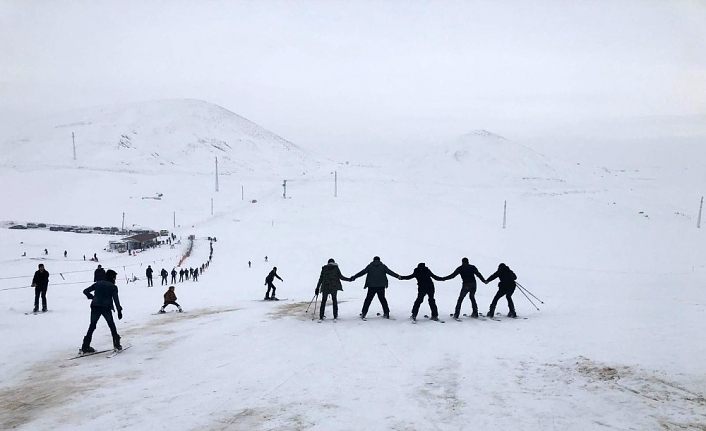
[327, 258, 335, 264]
[373, 256, 380, 261]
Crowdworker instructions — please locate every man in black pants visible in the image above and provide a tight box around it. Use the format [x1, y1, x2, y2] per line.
[441, 257, 486, 319]
[160, 268, 168, 285]
[146, 265, 154, 287]
[399, 263, 445, 321]
[264, 267, 283, 300]
[351, 256, 400, 319]
[81, 269, 123, 353]
[171, 268, 177, 284]
[486, 263, 518, 318]
[31, 263, 50, 312]
[315, 258, 352, 321]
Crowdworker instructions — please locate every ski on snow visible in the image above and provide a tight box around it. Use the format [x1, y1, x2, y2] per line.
[106, 345, 131, 358]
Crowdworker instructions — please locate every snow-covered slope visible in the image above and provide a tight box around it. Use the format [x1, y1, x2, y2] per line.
[0, 99, 313, 177]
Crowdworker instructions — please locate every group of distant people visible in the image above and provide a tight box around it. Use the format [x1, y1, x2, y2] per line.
[313, 257, 518, 322]
[144, 264, 210, 287]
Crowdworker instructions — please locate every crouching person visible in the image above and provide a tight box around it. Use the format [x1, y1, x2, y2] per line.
[160, 286, 183, 313]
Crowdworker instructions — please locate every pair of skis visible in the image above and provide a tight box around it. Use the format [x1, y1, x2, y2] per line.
[69, 345, 131, 360]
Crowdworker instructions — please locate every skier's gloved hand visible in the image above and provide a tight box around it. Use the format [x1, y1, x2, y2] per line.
[117, 309, 123, 320]
[86, 293, 94, 299]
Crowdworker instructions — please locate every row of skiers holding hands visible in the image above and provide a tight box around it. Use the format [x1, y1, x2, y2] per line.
[313, 256, 519, 322]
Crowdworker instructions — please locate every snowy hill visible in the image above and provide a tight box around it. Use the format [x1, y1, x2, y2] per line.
[0, 99, 313, 176]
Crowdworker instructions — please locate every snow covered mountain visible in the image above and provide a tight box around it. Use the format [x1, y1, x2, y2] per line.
[0, 99, 313, 177]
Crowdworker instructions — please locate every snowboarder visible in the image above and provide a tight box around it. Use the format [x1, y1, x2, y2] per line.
[80, 269, 122, 353]
[31, 263, 50, 312]
[94, 264, 106, 282]
[179, 268, 184, 282]
[146, 265, 154, 287]
[351, 256, 400, 319]
[159, 286, 182, 313]
[171, 268, 177, 283]
[486, 263, 518, 318]
[315, 258, 352, 321]
[399, 263, 445, 321]
[160, 268, 168, 285]
[264, 267, 282, 300]
[441, 257, 486, 319]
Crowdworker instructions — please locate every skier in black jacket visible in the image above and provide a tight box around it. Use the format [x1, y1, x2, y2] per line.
[399, 263, 445, 321]
[315, 258, 352, 321]
[160, 268, 168, 285]
[351, 256, 400, 319]
[170, 268, 177, 284]
[264, 267, 283, 300]
[179, 268, 185, 282]
[441, 257, 486, 319]
[485, 263, 518, 318]
[31, 263, 50, 312]
[81, 269, 123, 353]
[94, 264, 106, 282]
[146, 265, 154, 287]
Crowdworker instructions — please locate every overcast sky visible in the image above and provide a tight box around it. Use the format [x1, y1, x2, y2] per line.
[1, 0, 705, 152]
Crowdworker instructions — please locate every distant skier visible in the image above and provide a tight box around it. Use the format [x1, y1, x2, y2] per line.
[31, 263, 50, 312]
[264, 256, 268, 262]
[64, 250, 67, 258]
[160, 268, 168, 285]
[159, 286, 183, 313]
[486, 263, 518, 318]
[94, 264, 106, 282]
[351, 256, 400, 319]
[93, 253, 98, 262]
[315, 258, 352, 321]
[192, 268, 199, 281]
[170, 268, 177, 284]
[441, 257, 486, 319]
[264, 267, 283, 300]
[179, 268, 185, 282]
[399, 263, 445, 321]
[146, 265, 154, 287]
[248, 261, 251, 268]
[44, 248, 48, 255]
[189, 268, 194, 279]
[80, 269, 122, 353]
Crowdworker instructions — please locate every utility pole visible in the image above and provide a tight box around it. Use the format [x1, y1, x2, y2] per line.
[215, 157, 219, 192]
[211, 198, 214, 216]
[241, 185, 244, 201]
[502, 200, 507, 229]
[698, 196, 704, 229]
[334, 171, 338, 197]
[72, 132, 76, 161]
[282, 180, 287, 199]
[121, 212, 125, 232]
[173, 211, 176, 228]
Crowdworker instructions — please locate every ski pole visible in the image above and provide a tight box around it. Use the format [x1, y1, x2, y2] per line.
[305, 293, 317, 313]
[516, 282, 544, 304]
[516, 284, 540, 311]
[311, 294, 319, 321]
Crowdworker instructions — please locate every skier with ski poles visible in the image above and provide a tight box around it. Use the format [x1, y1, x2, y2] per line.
[80, 269, 123, 353]
[314, 258, 352, 321]
[485, 263, 518, 318]
[351, 256, 400, 319]
[440, 257, 486, 319]
[399, 262, 445, 322]
[264, 267, 283, 300]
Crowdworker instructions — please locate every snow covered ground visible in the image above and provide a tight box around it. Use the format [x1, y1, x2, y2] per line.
[1, 102, 705, 430]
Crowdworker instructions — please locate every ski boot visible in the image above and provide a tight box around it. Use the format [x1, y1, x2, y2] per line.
[81, 346, 96, 354]
[471, 311, 478, 318]
[382, 313, 390, 319]
[507, 310, 517, 318]
[410, 314, 417, 322]
[159, 308, 166, 314]
[430, 316, 440, 321]
[486, 310, 495, 318]
[359, 313, 366, 320]
[178, 307, 183, 313]
[264, 295, 270, 301]
[33, 307, 38, 313]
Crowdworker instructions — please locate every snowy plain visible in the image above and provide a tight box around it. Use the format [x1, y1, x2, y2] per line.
[0, 100, 704, 430]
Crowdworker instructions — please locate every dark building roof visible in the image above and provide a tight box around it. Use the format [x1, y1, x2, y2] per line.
[123, 232, 159, 242]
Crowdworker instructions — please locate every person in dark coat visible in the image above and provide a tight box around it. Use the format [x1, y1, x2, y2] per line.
[160, 268, 168, 285]
[264, 267, 283, 300]
[146, 265, 154, 287]
[81, 269, 123, 353]
[31, 263, 50, 312]
[159, 286, 182, 313]
[441, 257, 486, 319]
[399, 263, 445, 321]
[192, 268, 199, 281]
[94, 264, 106, 282]
[486, 263, 518, 318]
[179, 268, 185, 282]
[351, 256, 400, 319]
[170, 268, 177, 284]
[315, 258, 352, 321]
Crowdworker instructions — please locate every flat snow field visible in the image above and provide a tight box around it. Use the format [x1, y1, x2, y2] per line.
[1, 164, 705, 431]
